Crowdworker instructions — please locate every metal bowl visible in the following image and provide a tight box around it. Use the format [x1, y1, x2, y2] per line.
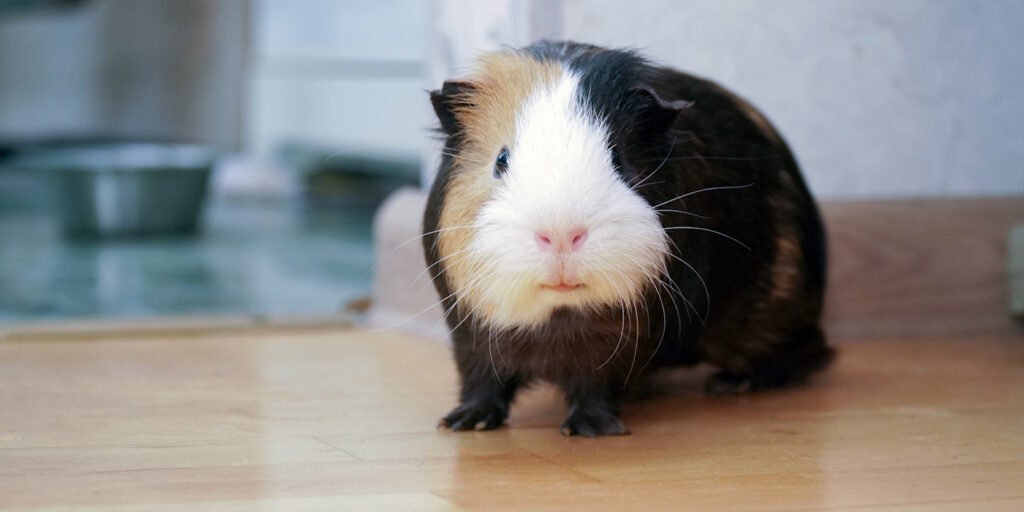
[31, 144, 217, 237]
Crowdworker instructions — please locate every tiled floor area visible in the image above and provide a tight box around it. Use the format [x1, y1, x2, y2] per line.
[0, 172, 376, 324]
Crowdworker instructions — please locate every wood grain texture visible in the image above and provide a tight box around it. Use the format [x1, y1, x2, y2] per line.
[2, 327, 1023, 511]
[822, 197, 1024, 341]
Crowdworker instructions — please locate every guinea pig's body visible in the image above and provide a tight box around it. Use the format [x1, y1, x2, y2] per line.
[424, 41, 832, 436]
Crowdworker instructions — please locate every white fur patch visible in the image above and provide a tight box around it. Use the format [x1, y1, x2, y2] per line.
[466, 71, 669, 329]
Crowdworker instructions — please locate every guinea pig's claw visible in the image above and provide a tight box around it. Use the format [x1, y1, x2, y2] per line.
[439, 402, 508, 432]
[561, 410, 630, 437]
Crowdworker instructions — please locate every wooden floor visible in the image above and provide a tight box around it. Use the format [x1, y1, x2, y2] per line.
[1, 327, 1022, 511]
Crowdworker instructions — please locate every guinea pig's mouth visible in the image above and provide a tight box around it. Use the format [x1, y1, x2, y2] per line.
[541, 282, 583, 293]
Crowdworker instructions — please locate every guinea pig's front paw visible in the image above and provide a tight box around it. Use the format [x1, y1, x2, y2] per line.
[560, 409, 630, 437]
[439, 401, 509, 432]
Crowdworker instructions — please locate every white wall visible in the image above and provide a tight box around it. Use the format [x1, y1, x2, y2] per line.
[0, 0, 247, 148]
[242, 0, 565, 187]
[247, 0, 430, 160]
[423, 0, 563, 182]
[563, 0, 1024, 199]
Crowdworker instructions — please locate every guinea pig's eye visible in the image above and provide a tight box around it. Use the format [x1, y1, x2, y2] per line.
[494, 147, 510, 178]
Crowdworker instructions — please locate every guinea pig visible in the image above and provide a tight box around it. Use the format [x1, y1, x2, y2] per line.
[423, 40, 832, 437]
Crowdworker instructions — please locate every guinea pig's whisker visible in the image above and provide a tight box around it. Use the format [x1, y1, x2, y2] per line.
[622, 285, 644, 389]
[600, 266, 643, 386]
[371, 224, 476, 273]
[440, 268, 494, 327]
[445, 290, 478, 332]
[655, 273, 685, 340]
[618, 250, 674, 299]
[320, 144, 382, 165]
[662, 226, 752, 251]
[608, 294, 632, 371]
[436, 272, 485, 326]
[662, 272, 703, 324]
[655, 208, 711, 220]
[629, 143, 675, 191]
[636, 274, 670, 376]
[447, 301, 480, 335]
[408, 247, 472, 290]
[594, 269, 629, 371]
[664, 153, 793, 162]
[645, 259, 699, 326]
[487, 327, 503, 387]
[410, 252, 465, 293]
[373, 283, 466, 332]
[650, 182, 755, 210]
[654, 237, 703, 321]
[631, 151, 795, 165]
[625, 260, 672, 375]
[489, 313, 512, 374]
[660, 233, 683, 260]
[647, 276, 671, 372]
[665, 273, 696, 322]
[664, 252, 712, 322]
[447, 267, 502, 336]
[627, 172, 655, 191]
[631, 180, 667, 192]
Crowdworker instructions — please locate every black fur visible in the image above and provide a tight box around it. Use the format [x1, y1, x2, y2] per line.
[425, 41, 833, 436]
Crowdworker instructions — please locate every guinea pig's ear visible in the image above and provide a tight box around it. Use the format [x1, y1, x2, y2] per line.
[430, 80, 477, 135]
[631, 85, 693, 135]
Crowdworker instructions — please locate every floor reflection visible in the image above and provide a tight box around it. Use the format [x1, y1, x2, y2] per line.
[0, 194, 375, 323]
[445, 368, 832, 509]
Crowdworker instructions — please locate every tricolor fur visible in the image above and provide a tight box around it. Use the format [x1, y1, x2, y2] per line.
[433, 53, 668, 328]
[424, 41, 832, 436]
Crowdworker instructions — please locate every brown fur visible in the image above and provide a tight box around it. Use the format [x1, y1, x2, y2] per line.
[771, 231, 804, 302]
[727, 93, 784, 146]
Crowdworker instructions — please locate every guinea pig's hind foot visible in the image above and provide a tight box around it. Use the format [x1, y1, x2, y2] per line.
[560, 409, 630, 437]
[705, 327, 834, 396]
[704, 371, 757, 396]
[439, 401, 509, 432]
[704, 370, 799, 395]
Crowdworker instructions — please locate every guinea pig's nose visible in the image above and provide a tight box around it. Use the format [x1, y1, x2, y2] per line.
[536, 228, 588, 253]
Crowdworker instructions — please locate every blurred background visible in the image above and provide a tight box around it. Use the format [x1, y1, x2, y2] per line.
[0, 0, 1021, 327]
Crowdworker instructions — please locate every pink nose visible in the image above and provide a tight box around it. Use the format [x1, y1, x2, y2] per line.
[536, 228, 588, 253]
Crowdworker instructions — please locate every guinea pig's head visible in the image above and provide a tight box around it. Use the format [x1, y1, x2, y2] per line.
[430, 51, 684, 329]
